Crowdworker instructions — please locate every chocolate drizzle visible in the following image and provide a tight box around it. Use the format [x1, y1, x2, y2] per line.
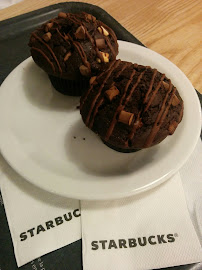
[81, 61, 135, 132]
[105, 69, 136, 140]
[80, 60, 117, 110]
[126, 111, 142, 146]
[115, 61, 129, 77]
[31, 47, 55, 73]
[75, 41, 91, 70]
[101, 22, 118, 55]
[126, 71, 166, 146]
[29, 12, 118, 78]
[105, 65, 147, 141]
[144, 74, 165, 112]
[143, 69, 157, 103]
[32, 33, 62, 74]
[85, 60, 120, 126]
[81, 61, 184, 149]
[143, 81, 175, 147]
[89, 98, 104, 128]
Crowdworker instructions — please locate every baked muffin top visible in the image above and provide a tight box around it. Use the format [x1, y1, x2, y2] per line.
[28, 12, 118, 80]
[80, 60, 183, 150]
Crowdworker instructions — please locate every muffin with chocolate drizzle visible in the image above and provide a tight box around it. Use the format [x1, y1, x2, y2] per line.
[28, 12, 118, 96]
[80, 60, 183, 152]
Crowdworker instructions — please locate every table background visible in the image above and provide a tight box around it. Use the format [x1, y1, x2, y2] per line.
[0, 0, 201, 93]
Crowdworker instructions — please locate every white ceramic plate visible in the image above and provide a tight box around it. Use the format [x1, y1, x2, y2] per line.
[0, 41, 201, 200]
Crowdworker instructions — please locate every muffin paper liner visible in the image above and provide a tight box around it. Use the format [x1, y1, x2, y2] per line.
[102, 139, 141, 153]
[49, 75, 89, 96]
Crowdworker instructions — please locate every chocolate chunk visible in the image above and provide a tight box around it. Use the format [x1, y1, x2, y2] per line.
[96, 58, 101, 63]
[172, 94, 180, 106]
[89, 76, 97, 85]
[118, 110, 134, 125]
[98, 26, 109, 36]
[58, 12, 67, 18]
[162, 81, 170, 91]
[28, 12, 118, 96]
[75, 25, 86, 39]
[105, 86, 119, 101]
[64, 51, 71, 61]
[42, 32, 52, 42]
[45, 22, 53, 32]
[95, 38, 106, 49]
[99, 51, 109, 63]
[47, 22, 53, 29]
[168, 121, 178, 134]
[86, 14, 96, 22]
[133, 119, 143, 129]
[80, 61, 184, 151]
[79, 65, 90, 76]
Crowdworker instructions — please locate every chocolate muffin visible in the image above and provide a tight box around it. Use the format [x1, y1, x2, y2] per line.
[80, 60, 184, 152]
[28, 12, 118, 96]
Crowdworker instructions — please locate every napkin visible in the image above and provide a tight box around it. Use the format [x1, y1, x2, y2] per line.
[180, 139, 202, 245]
[0, 160, 81, 267]
[0, 0, 23, 10]
[1, 140, 201, 269]
[81, 141, 202, 270]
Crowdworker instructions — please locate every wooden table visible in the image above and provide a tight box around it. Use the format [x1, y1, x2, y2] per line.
[0, 0, 201, 93]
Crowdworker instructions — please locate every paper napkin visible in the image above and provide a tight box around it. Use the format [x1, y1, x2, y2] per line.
[81, 141, 202, 270]
[81, 173, 202, 270]
[180, 139, 202, 245]
[0, 160, 81, 267]
[1, 140, 201, 268]
[0, 0, 23, 10]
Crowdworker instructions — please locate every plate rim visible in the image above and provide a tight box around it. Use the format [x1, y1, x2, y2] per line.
[0, 41, 201, 200]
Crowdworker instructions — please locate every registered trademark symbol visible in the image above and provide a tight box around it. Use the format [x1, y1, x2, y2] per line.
[174, 233, 178, 237]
